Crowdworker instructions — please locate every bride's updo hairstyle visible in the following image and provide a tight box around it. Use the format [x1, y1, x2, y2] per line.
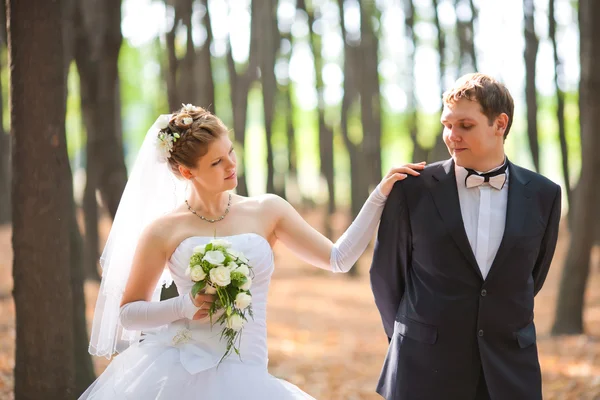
[166, 105, 228, 179]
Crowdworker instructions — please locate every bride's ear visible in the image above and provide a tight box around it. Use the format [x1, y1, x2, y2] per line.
[178, 164, 194, 180]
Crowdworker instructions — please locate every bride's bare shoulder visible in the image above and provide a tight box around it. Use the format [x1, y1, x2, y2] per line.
[234, 193, 287, 212]
[143, 208, 189, 242]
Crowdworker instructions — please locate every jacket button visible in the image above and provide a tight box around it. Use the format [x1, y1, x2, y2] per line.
[481, 289, 487, 296]
[478, 329, 484, 337]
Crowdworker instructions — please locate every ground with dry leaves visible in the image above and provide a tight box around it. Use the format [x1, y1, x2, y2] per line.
[0, 211, 599, 399]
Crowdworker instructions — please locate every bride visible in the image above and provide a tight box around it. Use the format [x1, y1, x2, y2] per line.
[80, 104, 424, 399]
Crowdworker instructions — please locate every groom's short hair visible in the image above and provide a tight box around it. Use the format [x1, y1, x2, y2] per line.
[443, 73, 515, 139]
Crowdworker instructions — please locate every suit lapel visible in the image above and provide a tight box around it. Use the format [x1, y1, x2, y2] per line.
[486, 161, 533, 281]
[429, 159, 482, 280]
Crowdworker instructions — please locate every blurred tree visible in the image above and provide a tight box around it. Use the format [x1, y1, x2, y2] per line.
[0, 0, 10, 225]
[227, 0, 259, 197]
[298, 0, 335, 236]
[429, 0, 451, 163]
[454, 0, 478, 74]
[523, 0, 540, 172]
[280, 30, 298, 196]
[358, 1, 383, 187]
[549, 0, 571, 206]
[338, 0, 383, 276]
[74, 0, 127, 220]
[74, 0, 128, 283]
[552, 0, 600, 335]
[403, 0, 427, 163]
[256, 0, 280, 196]
[63, 0, 97, 391]
[197, 0, 216, 112]
[9, 0, 77, 396]
[165, 0, 215, 112]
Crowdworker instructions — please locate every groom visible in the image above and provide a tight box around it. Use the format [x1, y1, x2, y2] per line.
[370, 73, 561, 400]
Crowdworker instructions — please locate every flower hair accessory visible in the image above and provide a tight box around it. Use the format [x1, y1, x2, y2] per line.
[155, 122, 179, 162]
[154, 104, 197, 162]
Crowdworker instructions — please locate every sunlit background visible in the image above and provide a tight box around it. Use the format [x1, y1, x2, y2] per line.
[3, 0, 599, 399]
[64, 0, 581, 204]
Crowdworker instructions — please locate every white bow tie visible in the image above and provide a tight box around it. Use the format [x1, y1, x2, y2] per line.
[465, 169, 507, 190]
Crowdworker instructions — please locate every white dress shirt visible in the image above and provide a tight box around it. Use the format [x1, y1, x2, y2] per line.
[455, 163, 509, 279]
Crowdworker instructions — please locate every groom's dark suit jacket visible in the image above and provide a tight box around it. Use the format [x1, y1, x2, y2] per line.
[370, 159, 561, 400]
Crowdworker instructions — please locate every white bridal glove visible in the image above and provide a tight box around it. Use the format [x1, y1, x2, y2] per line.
[119, 292, 201, 331]
[330, 185, 387, 273]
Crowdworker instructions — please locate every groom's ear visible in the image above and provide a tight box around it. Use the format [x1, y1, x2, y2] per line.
[494, 113, 509, 137]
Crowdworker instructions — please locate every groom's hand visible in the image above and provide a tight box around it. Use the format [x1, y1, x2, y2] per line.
[379, 162, 426, 197]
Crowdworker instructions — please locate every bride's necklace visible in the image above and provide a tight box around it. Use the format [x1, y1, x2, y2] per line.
[185, 193, 232, 223]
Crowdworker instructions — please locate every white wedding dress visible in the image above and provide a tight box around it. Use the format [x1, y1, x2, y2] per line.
[80, 233, 315, 399]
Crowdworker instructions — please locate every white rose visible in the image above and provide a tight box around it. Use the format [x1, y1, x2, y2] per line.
[226, 314, 245, 331]
[226, 261, 238, 271]
[210, 239, 232, 249]
[210, 265, 231, 287]
[235, 293, 252, 310]
[226, 249, 240, 258]
[190, 266, 206, 282]
[205, 285, 217, 294]
[235, 264, 250, 277]
[240, 276, 252, 291]
[182, 103, 196, 113]
[203, 250, 226, 265]
[193, 244, 207, 255]
[156, 115, 170, 130]
[182, 117, 193, 125]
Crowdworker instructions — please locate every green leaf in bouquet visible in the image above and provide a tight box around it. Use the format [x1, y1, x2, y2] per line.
[205, 243, 213, 251]
[191, 280, 206, 297]
[226, 285, 239, 300]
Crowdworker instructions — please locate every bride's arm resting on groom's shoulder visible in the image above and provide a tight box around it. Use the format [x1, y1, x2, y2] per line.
[266, 162, 425, 272]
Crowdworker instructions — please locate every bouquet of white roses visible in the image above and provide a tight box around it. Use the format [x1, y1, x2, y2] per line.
[186, 238, 254, 362]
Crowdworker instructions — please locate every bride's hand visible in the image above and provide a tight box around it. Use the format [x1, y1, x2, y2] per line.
[379, 162, 426, 197]
[190, 292, 216, 320]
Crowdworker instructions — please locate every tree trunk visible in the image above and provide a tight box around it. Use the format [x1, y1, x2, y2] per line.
[429, 0, 451, 163]
[0, 1, 10, 225]
[69, 192, 96, 395]
[338, 0, 367, 277]
[454, 0, 478, 74]
[281, 32, 297, 181]
[298, 0, 335, 236]
[165, 0, 180, 111]
[0, 130, 9, 225]
[523, 0, 540, 172]
[82, 164, 101, 281]
[358, 1, 382, 187]
[256, 0, 279, 195]
[404, 0, 427, 162]
[74, 0, 127, 221]
[549, 0, 570, 206]
[551, 0, 600, 335]
[62, 0, 97, 391]
[164, 0, 214, 111]
[227, 1, 259, 197]
[74, 0, 127, 285]
[9, 0, 76, 395]
[467, 0, 478, 70]
[197, 0, 215, 112]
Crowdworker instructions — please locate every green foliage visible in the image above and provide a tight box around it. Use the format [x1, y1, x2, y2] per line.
[191, 280, 206, 297]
